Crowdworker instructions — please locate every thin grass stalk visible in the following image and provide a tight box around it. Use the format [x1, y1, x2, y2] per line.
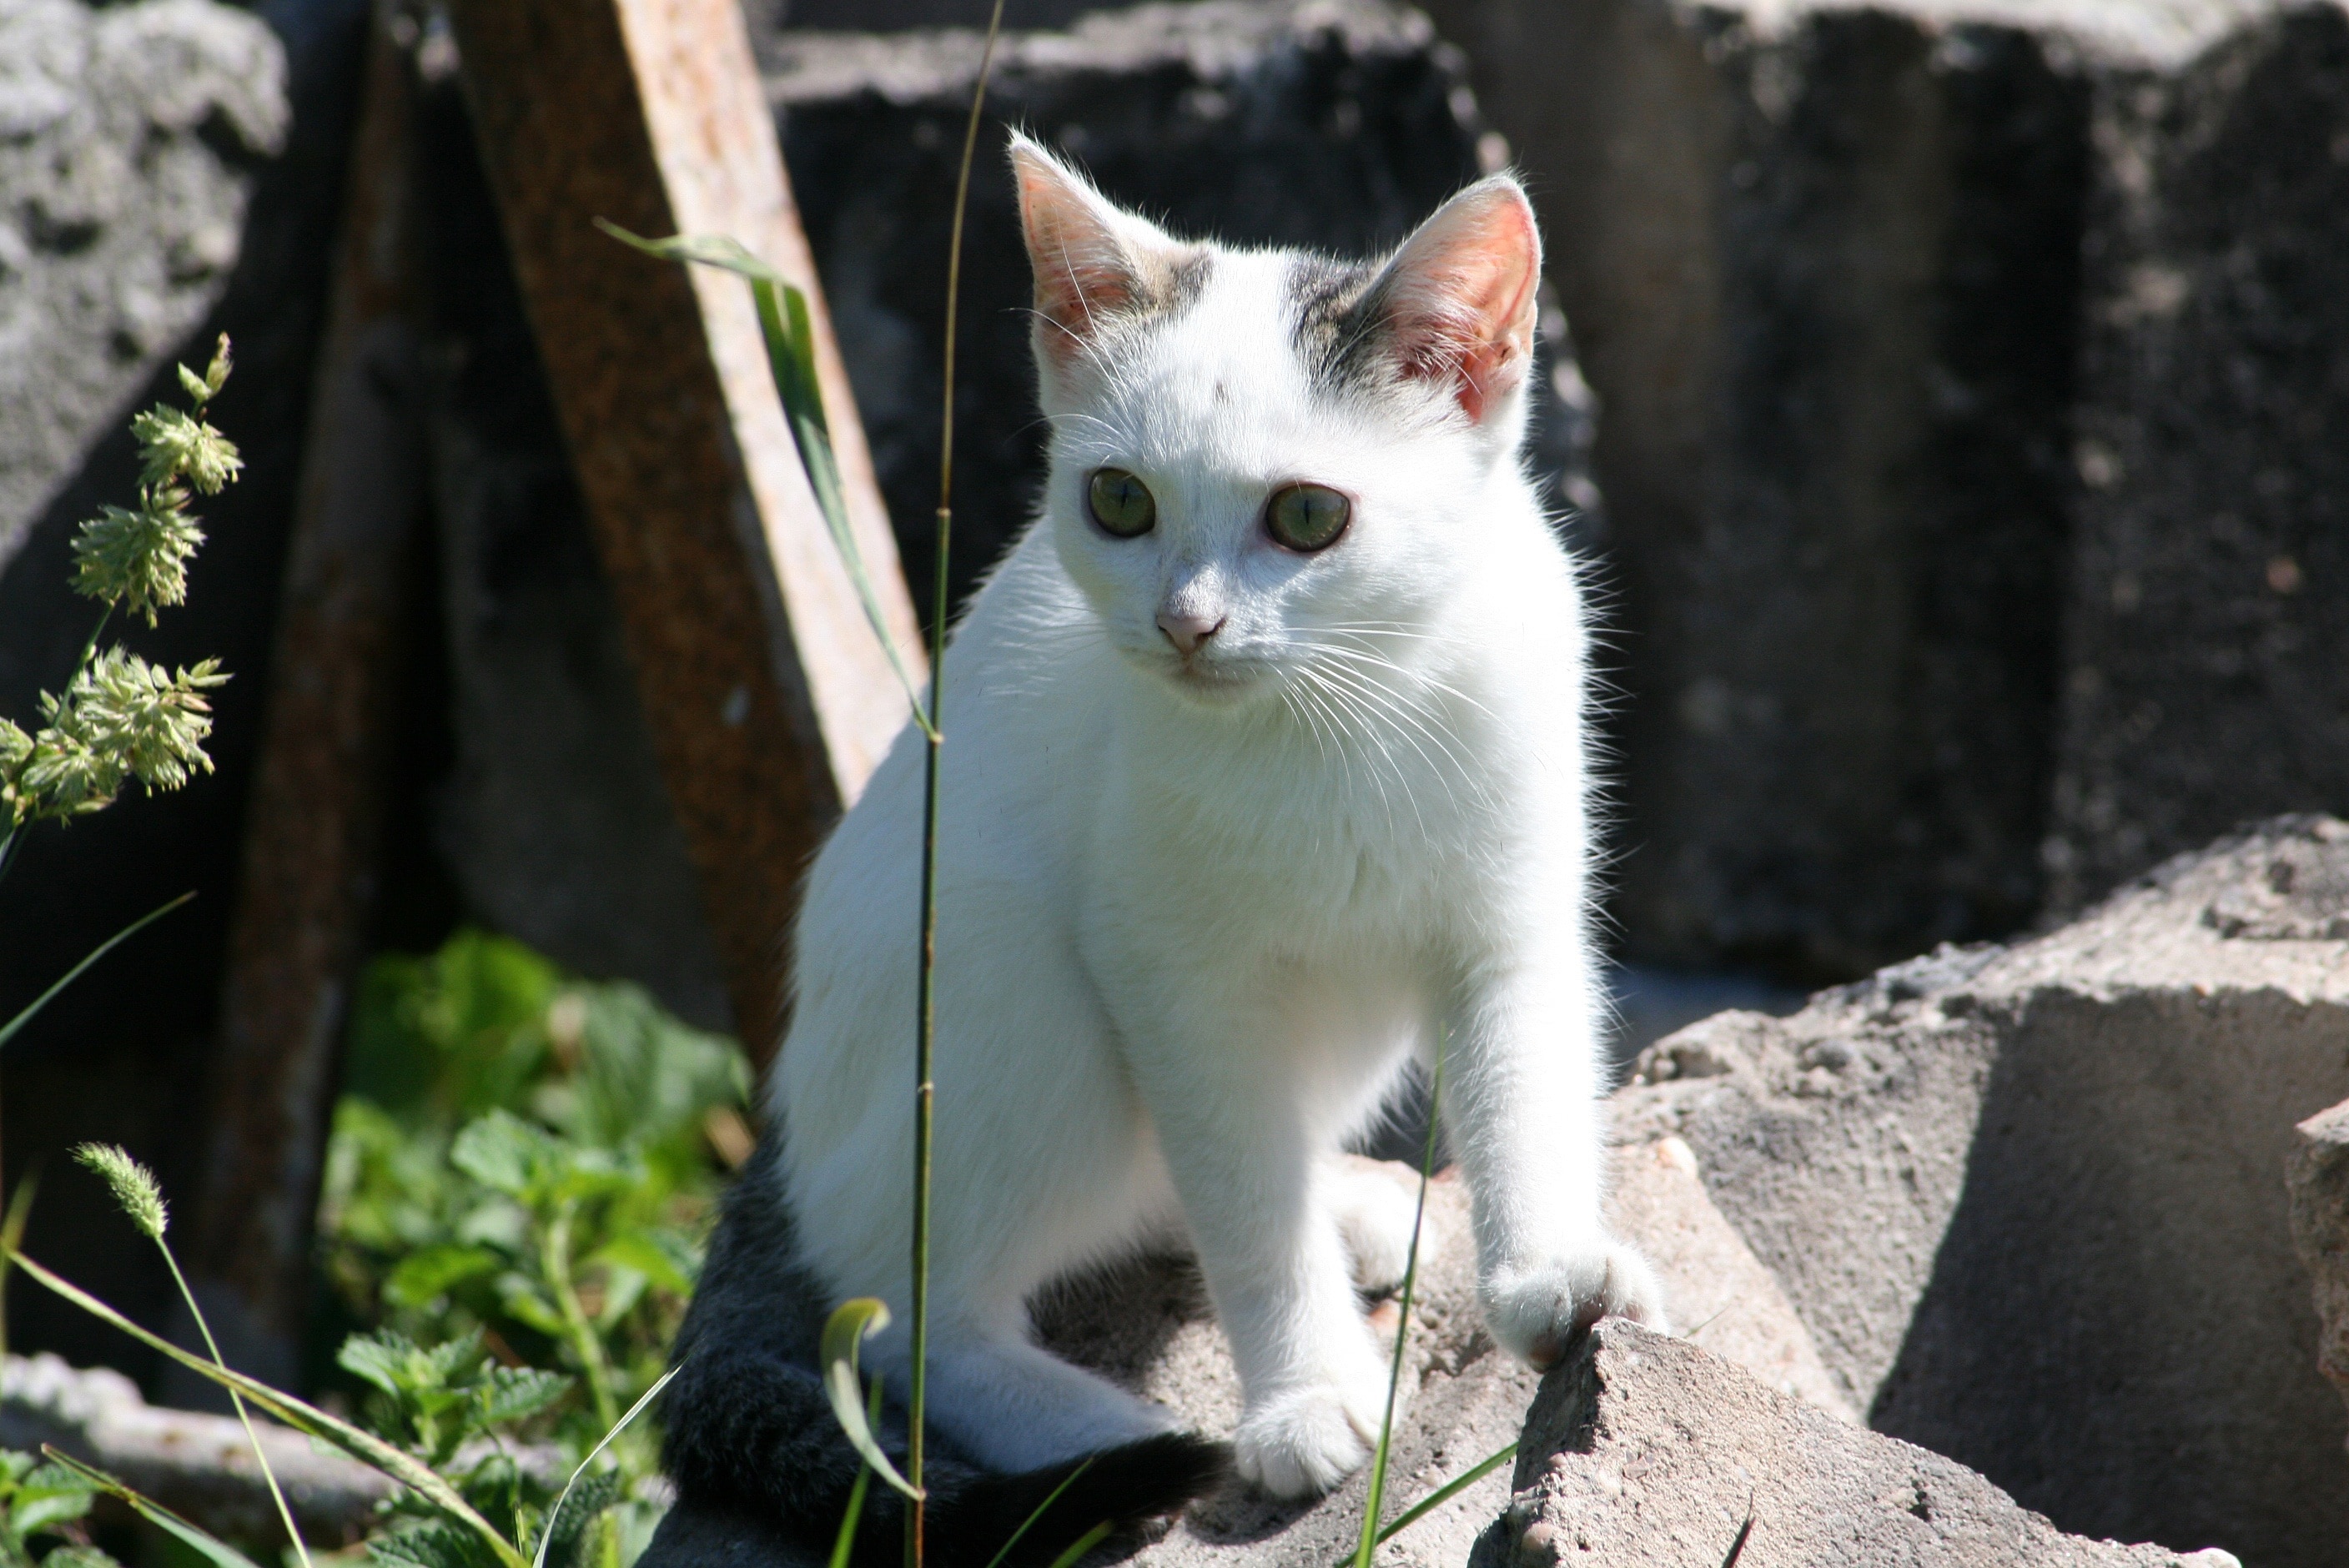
[150, 1234, 313, 1568]
[908, 6, 1005, 1565]
[0, 1170, 35, 1357]
[1351, 1033, 1445, 1568]
[1364, 1439, 1516, 1554]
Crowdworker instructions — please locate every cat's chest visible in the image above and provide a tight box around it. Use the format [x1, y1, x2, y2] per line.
[1088, 717, 1502, 951]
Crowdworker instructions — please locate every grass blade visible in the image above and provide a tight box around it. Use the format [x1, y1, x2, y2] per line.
[531, 1365, 678, 1568]
[820, 1299, 921, 1500]
[0, 1168, 38, 1358]
[42, 1447, 266, 1568]
[977, 1456, 1094, 1568]
[1038, 1520, 1112, 1568]
[1368, 1441, 1517, 1550]
[827, 1376, 888, 1568]
[594, 221, 932, 736]
[1352, 1033, 1446, 1568]
[0, 892, 192, 1051]
[9, 1249, 525, 1568]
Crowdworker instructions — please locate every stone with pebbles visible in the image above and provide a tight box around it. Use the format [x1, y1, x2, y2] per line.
[1470, 1320, 2243, 1568]
[1617, 814, 2349, 1565]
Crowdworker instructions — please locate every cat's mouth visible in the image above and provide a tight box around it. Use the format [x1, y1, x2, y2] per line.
[1156, 652, 1269, 704]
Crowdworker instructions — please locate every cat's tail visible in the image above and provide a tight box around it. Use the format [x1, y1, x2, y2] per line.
[646, 1135, 1226, 1568]
[650, 1345, 1228, 1568]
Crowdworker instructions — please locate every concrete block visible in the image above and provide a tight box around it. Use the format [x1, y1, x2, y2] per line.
[2287, 1096, 2349, 1450]
[1471, 1320, 2241, 1568]
[2045, 3, 2349, 908]
[1617, 815, 2349, 1564]
[1422, 0, 2106, 980]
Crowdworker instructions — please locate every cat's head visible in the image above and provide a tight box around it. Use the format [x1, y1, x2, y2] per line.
[1011, 133, 1544, 710]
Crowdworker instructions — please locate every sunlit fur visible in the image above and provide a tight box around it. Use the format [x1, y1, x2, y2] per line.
[769, 135, 1662, 1500]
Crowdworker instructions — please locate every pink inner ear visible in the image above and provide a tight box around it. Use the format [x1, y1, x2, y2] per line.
[1386, 191, 1541, 423]
[1016, 154, 1139, 356]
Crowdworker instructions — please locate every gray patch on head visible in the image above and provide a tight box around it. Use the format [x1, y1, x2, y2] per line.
[1285, 252, 1387, 394]
[1151, 248, 1214, 316]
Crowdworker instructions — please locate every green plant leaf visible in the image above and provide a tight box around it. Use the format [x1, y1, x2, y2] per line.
[595, 221, 932, 737]
[450, 1112, 544, 1198]
[10, 1254, 524, 1568]
[527, 1366, 677, 1568]
[369, 1522, 495, 1568]
[818, 1299, 919, 1500]
[42, 1545, 123, 1568]
[39, 1449, 264, 1568]
[385, 1244, 502, 1308]
[583, 1234, 690, 1299]
[0, 892, 192, 1053]
[8, 1464, 95, 1538]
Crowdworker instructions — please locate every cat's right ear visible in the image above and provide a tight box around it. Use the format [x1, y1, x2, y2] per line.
[1011, 133, 1185, 369]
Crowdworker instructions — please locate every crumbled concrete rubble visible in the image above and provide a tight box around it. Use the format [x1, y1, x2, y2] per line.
[1616, 815, 2349, 1565]
[0, 0, 286, 570]
[2288, 1097, 2349, 1445]
[1469, 1321, 2243, 1568]
[1055, 1148, 1846, 1568]
[0, 1351, 389, 1545]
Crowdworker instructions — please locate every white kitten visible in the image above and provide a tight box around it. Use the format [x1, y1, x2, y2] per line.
[771, 135, 1661, 1500]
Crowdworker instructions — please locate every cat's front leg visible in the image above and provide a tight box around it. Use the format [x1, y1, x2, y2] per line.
[1444, 959, 1666, 1369]
[1124, 1033, 1392, 1497]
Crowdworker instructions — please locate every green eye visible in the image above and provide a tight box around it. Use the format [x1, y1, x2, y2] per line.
[1088, 469, 1157, 537]
[1265, 484, 1351, 552]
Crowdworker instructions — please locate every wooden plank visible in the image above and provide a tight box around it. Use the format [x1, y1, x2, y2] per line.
[442, 0, 923, 1068]
[179, 0, 429, 1390]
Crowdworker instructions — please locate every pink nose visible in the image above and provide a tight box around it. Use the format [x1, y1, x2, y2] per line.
[1158, 611, 1225, 656]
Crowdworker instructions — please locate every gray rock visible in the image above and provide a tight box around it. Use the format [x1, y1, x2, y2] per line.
[0, 1351, 390, 1545]
[2043, 2, 2349, 911]
[1081, 1152, 1849, 1568]
[0, 0, 365, 1390]
[1471, 1319, 2241, 1568]
[1616, 815, 2349, 1565]
[0, 0, 285, 572]
[1421, 0, 2107, 982]
[2287, 1096, 2349, 1450]
[766, 0, 1602, 631]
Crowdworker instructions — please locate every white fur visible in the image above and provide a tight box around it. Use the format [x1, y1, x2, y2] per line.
[770, 140, 1662, 1500]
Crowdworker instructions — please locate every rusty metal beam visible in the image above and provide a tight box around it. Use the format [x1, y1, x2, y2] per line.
[442, 0, 923, 1069]
[179, 1, 429, 1392]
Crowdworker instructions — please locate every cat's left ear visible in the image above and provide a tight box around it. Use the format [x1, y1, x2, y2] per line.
[1363, 176, 1542, 425]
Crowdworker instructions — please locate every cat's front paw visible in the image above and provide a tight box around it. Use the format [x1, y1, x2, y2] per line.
[1232, 1380, 1385, 1498]
[1483, 1242, 1667, 1370]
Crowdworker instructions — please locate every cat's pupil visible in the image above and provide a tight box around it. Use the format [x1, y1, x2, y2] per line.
[1089, 469, 1157, 537]
[1265, 484, 1351, 552]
